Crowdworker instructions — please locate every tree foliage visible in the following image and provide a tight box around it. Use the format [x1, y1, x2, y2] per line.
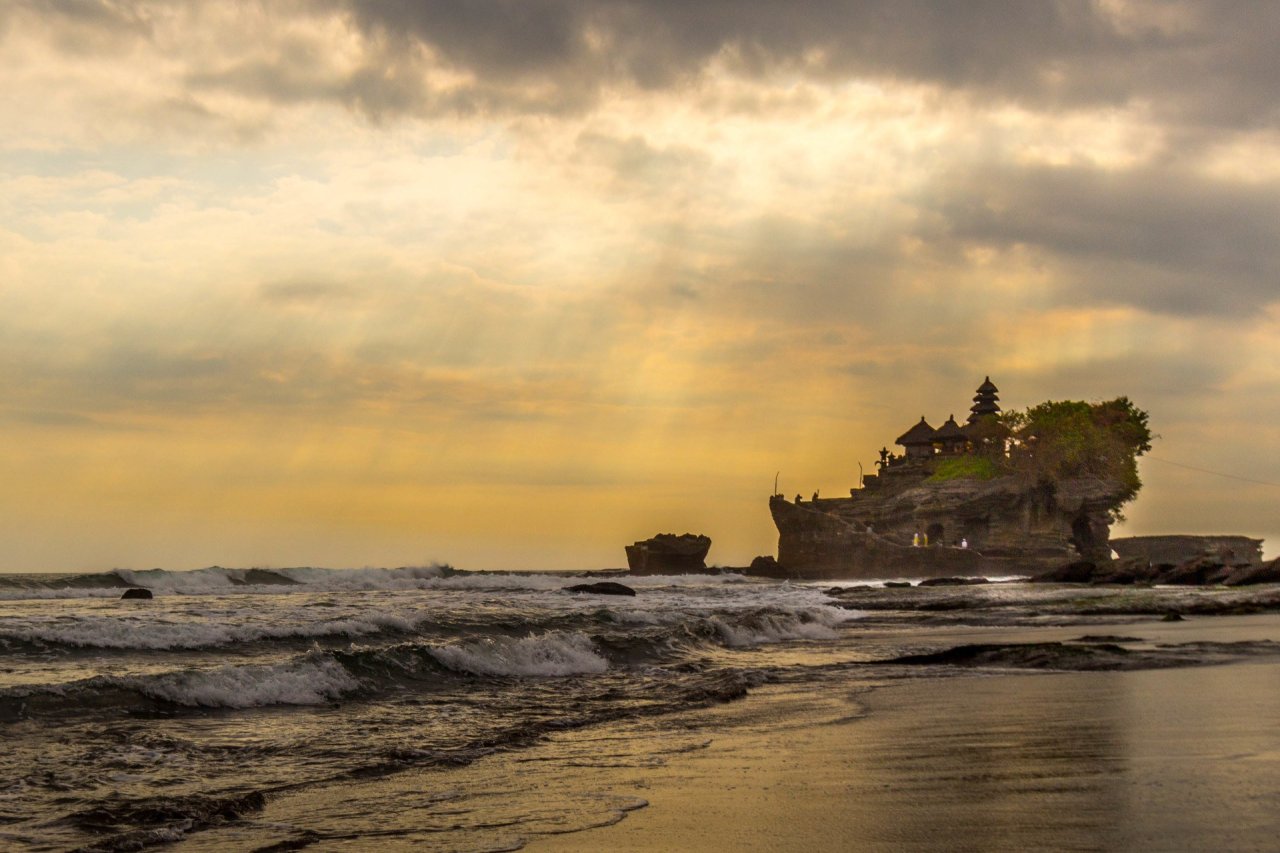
[999, 396, 1153, 508]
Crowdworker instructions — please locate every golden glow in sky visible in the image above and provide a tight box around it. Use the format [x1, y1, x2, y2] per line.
[2, 1, 1278, 570]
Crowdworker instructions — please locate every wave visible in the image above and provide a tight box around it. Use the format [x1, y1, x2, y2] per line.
[0, 610, 423, 651]
[610, 603, 851, 647]
[0, 566, 759, 600]
[428, 632, 609, 677]
[0, 593, 857, 661]
[137, 656, 361, 708]
[0, 654, 363, 721]
[0, 631, 611, 720]
[0, 602, 856, 722]
[0, 565, 449, 599]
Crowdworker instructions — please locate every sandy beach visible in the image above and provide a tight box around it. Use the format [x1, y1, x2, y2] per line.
[539, 616, 1280, 852]
[178, 612, 1280, 852]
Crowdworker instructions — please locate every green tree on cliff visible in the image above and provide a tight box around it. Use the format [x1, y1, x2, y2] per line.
[1001, 396, 1153, 509]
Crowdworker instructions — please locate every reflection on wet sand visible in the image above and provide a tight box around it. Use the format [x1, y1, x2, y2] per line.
[849, 662, 1280, 850]
[548, 655, 1280, 851]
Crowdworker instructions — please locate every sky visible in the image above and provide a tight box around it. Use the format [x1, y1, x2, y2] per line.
[2, 0, 1279, 572]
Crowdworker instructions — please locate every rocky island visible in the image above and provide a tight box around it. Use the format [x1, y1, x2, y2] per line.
[764, 378, 1155, 579]
[625, 533, 712, 574]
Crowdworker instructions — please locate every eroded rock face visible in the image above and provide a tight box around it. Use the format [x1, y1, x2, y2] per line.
[769, 471, 1126, 579]
[625, 533, 711, 574]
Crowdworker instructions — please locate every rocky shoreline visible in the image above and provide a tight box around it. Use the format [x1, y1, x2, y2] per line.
[1029, 554, 1280, 587]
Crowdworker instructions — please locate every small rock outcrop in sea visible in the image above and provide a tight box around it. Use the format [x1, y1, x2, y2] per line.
[233, 568, 300, 586]
[120, 588, 153, 600]
[624, 533, 711, 575]
[564, 581, 637, 596]
[747, 555, 782, 576]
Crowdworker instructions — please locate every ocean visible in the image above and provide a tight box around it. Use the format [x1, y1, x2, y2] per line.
[4, 567, 1280, 851]
[0, 567, 858, 851]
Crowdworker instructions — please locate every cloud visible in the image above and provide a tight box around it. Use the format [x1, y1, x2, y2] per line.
[331, 0, 1280, 127]
[259, 279, 363, 305]
[8, 0, 1279, 131]
[921, 161, 1280, 315]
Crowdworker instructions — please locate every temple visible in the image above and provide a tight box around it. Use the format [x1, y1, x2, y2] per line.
[872, 376, 1006, 480]
[766, 377, 1130, 579]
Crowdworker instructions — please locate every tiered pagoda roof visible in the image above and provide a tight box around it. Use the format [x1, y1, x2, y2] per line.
[967, 376, 1001, 424]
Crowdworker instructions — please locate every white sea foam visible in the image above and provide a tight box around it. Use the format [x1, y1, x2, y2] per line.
[706, 606, 847, 647]
[2, 611, 421, 650]
[0, 566, 762, 600]
[429, 632, 609, 677]
[0, 587, 124, 601]
[134, 657, 360, 708]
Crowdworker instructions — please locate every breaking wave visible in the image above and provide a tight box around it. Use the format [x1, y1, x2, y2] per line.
[0, 605, 857, 722]
[135, 657, 361, 708]
[0, 611, 423, 651]
[428, 631, 609, 677]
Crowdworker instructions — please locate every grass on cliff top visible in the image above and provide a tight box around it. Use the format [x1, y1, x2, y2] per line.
[928, 455, 1001, 482]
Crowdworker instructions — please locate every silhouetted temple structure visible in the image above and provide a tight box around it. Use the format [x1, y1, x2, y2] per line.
[767, 377, 1130, 579]
[968, 376, 1000, 423]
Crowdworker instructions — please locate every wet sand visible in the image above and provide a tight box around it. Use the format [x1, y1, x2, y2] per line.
[544, 624, 1280, 851]
[180, 613, 1280, 851]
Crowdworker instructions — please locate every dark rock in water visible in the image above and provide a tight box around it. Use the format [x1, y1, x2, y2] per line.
[120, 588, 153, 600]
[1161, 556, 1228, 586]
[884, 581, 913, 588]
[746, 555, 783, 577]
[241, 569, 300, 585]
[1030, 560, 1098, 583]
[879, 641, 1135, 671]
[1093, 557, 1158, 585]
[1222, 558, 1280, 587]
[625, 533, 711, 574]
[1032, 557, 1177, 585]
[565, 581, 636, 596]
[918, 576, 989, 587]
[1071, 635, 1145, 644]
[1161, 611, 1185, 622]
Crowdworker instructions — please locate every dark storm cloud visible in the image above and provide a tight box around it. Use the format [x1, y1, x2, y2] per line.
[334, 1, 1280, 127]
[343, 0, 1120, 92]
[23, 1, 1280, 129]
[923, 162, 1280, 315]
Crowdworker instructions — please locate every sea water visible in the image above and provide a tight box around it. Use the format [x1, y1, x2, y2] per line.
[4, 567, 1280, 851]
[0, 567, 857, 850]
